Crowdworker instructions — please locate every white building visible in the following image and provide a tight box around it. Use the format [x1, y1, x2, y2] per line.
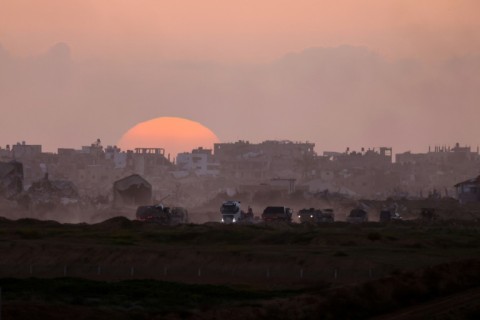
[176, 147, 220, 177]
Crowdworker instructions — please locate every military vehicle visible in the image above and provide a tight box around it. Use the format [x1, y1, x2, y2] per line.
[298, 208, 335, 223]
[136, 204, 188, 225]
[262, 206, 293, 222]
[346, 208, 368, 223]
[379, 209, 402, 222]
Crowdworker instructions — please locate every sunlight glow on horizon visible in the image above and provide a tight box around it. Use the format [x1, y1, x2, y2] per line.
[117, 117, 220, 158]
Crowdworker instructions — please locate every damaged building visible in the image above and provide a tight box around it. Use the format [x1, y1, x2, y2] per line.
[113, 174, 152, 208]
[2, 138, 480, 207]
[0, 160, 23, 199]
[394, 143, 480, 198]
[19, 173, 79, 214]
[455, 176, 480, 204]
[213, 140, 316, 180]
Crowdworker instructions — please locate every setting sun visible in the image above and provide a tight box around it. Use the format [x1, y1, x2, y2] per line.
[117, 117, 220, 158]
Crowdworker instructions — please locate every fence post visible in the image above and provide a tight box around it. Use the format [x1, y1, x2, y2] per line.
[334, 268, 338, 280]
[198, 267, 202, 277]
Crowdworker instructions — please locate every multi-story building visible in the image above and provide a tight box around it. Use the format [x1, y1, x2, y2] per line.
[396, 143, 479, 165]
[323, 147, 392, 169]
[131, 148, 173, 176]
[12, 142, 42, 159]
[213, 140, 316, 180]
[176, 147, 220, 176]
[0, 145, 13, 161]
[3, 137, 480, 202]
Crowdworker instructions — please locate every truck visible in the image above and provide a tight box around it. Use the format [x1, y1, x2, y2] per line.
[166, 206, 189, 225]
[298, 208, 319, 223]
[220, 201, 244, 224]
[262, 206, 293, 222]
[346, 208, 368, 223]
[379, 209, 402, 222]
[136, 204, 188, 225]
[321, 209, 335, 222]
[298, 208, 335, 223]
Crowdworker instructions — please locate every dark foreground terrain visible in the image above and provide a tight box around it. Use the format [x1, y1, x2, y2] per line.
[0, 217, 480, 319]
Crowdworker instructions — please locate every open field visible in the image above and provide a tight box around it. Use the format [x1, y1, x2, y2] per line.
[0, 217, 480, 318]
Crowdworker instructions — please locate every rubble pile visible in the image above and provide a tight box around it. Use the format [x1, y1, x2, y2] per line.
[18, 174, 79, 214]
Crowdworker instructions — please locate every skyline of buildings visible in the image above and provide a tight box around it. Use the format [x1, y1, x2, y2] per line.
[1, 139, 479, 200]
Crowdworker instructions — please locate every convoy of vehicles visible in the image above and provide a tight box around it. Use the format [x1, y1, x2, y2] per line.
[134, 201, 412, 225]
[134, 203, 408, 225]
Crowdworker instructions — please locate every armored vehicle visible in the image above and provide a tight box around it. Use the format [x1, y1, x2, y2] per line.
[262, 206, 293, 222]
[346, 208, 368, 223]
[298, 208, 335, 223]
[136, 204, 188, 225]
[379, 210, 402, 222]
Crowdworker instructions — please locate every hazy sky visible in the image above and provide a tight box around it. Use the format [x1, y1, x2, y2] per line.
[1, 0, 480, 153]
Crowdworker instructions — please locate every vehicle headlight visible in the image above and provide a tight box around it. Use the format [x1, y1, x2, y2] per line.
[221, 218, 224, 223]
[233, 218, 236, 223]
[310, 215, 313, 218]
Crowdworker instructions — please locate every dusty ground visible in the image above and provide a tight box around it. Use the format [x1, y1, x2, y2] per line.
[0, 216, 479, 318]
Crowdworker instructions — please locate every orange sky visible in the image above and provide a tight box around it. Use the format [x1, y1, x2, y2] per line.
[1, 1, 480, 153]
[1, 0, 479, 62]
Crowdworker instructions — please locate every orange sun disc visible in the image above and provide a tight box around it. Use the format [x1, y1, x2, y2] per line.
[117, 117, 220, 158]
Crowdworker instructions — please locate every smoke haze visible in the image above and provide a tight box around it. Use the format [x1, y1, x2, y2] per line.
[1, 1, 479, 152]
